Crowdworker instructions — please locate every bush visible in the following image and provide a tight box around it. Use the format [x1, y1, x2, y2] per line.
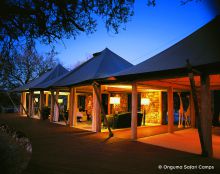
[41, 107, 50, 120]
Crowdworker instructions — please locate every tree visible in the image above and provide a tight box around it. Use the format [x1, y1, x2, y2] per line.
[0, 41, 59, 89]
[0, 0, 134, 45]
[0, 0, 208, 46]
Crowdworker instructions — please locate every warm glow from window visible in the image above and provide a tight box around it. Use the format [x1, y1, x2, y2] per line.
[58, 99, 63, 104]
[141, 98, 150, 105]
[110, 97, 120, 104]
[34, 91, 40, 94]
[107, 85, 132, 89]
[59, 92, 70, 95]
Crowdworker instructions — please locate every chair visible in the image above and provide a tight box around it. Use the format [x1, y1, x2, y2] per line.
[105, 112, 143, 129]
[76, 110, 87, 122]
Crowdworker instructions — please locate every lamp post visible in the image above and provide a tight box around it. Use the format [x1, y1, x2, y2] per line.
[141, 98, 150, 126]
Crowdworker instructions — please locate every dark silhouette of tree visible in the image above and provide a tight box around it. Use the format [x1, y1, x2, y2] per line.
[0, 41, 59, 89]
[0, 0, 210, 46]
[0, 0, 134, 44]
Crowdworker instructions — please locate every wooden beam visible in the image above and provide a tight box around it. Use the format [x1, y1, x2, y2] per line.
[167, 87, 174, 133]
[200, 74, 213, 157]
[138, 80, 190, 90]
[131, 82, 138, 140]
[6, 91, 22, 115]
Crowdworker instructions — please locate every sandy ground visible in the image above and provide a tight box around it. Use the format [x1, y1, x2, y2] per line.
[0, 113, 220, 174]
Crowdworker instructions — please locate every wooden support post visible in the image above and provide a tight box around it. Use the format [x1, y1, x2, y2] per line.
[54, 90, 59, 122]
[69, 88, 73, 126]
[168, 87, 174, 133]
[72, 89, 77, 127]
[69, 87, 77, 127]
[108, 93, 111, 115]
[50, 90, 54, 122]
[39, 91, 44, 119]
[92, 84, 101, 132]
[93, 82, 113, 137]
[23, 92, 26, 115]
[67, 93, 70, 110]
[45, 92, 49, 107]
[159, 91, 162, 125]
[131, 82, 138, 140]
[20, 93, 23, 114]
[186, 60, 211, 157]
[190, 92, 196, 128]
[28, 91, 33, 117]
[31, 92, 35, 117]
[18, 92, 28, 117]
[20, 92, 26, 115]
[200, 74, 213, 157]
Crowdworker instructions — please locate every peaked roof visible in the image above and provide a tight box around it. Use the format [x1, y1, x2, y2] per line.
[52, 48, 133, 87]
[114, 15, 220, 80]
[14, 64, 68, 91]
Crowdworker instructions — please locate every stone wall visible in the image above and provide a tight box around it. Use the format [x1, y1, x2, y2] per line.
[85, 94, 93, 115]
[111, 93, 128, 114]
[141, 91, 161, 124]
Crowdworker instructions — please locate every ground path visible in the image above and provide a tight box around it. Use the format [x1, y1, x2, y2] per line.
[0, 113, 220, 174]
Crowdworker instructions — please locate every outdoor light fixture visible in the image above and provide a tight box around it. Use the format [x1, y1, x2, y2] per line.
[110, 97, 120, 105]
[141, 98, 150, 126]
[58, 99, 63, 104]
[141, 98, 150, 106]
[110, 97, 120, 114]
[35, 98, 39, 102]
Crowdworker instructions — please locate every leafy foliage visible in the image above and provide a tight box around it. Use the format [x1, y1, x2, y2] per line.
[0, 41, 59, 89]
[0, 0, 134, 44]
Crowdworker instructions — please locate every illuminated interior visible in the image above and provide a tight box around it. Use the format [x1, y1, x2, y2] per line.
[26, 75, 220, 130]
[71, 84, 164, 131]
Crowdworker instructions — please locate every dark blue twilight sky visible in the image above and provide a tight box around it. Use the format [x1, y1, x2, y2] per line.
[37, 0, 219, 67]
